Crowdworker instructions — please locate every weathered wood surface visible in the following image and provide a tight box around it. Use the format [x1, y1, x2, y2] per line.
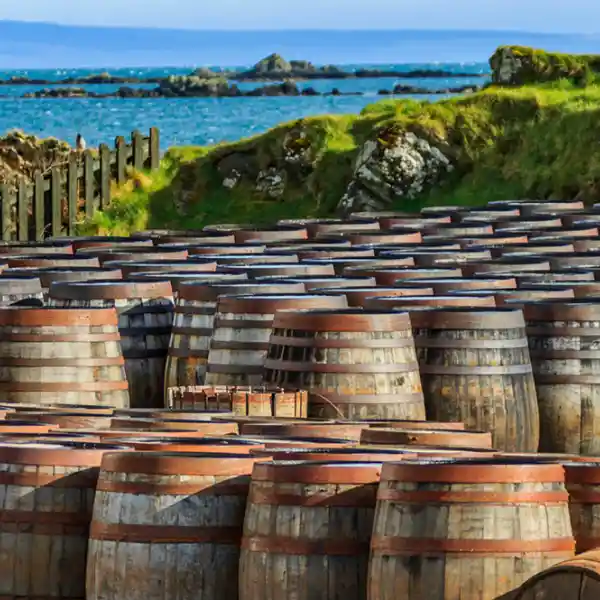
[239, 461, 381, 600]
[565, 464, 600, 554]
[49, 280, 174, 409]
[0, 307, 129, 407]
[205, 293, 347, 387]
[264, 309, 425, 420]
[369, 461, 575, 600]
[414, 307, 540, 453]
[86, 451, 262, 600]
[524, 302, 600, 455]
[360, 426, 493, 449]
[0, 276, 44, 305]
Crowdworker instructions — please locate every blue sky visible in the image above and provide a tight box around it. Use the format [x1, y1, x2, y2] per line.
[1, 0, 599, 32]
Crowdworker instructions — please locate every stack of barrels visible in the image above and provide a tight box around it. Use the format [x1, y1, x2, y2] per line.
[3, 200, 600, 598]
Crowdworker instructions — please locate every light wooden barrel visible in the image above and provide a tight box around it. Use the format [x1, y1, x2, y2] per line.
[510, 550, 600, 600]
[239, 461, 382, 600]
[205, 293, 347, 387]
[0, 307, 129, 407]
[364, 294, 497, 309]
[264, 309, 425, 420]
[0, 276, 44, 305]
[166, 281, 304, 388]
[369, 459, 575, 600]
[415, 307, 540, 452]
[5, 410, 114, 429]
[0, 442, 124, 600]
[360, 427, 493, 449]
[48, 279, 174, 409]
[86, 451, 264, 600]
[524, 301, 600, 455]
[564, 463, 600, 554]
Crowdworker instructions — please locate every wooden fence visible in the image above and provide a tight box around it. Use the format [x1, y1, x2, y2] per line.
[0, 127, 160, 241]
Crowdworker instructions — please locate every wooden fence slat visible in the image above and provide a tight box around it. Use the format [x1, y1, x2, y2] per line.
[149, 127, 160, 170]
[67, 154, 78, 235]
[1, 183, 12, 242]
[51, 168, 62, 238]
[34, 172, 44, 240]
[116, 136, 127, 183]
[99, 144, 111, 209]
[17, 181, 29, 241]
[84, 150, 95, 218]
[132, 130, 144, 171]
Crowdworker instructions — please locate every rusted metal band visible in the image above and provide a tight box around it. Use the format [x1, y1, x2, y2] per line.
[267, 335, 415, 349]
[0, 381, 129, 392]
[171, 327, 213, 336]
[0, 522, 90, 536]
[89, 522, 242, 544]
[309, 392, 425, 405]
[209, 341, 270, 351]
[376, 490, 569, 504]
[0, 509, 90, 525]
[249, 487, 376, 507]
[0, 333, 121, 342]
[174, 306, 215, 316]
[119, 327, 173, 337]
[263, 359, 420, 374]
[167, 348, 209, 358]
[241, 535, 369, 556]
[213, 319, 271, 330]
[0, 472, 97, 488]
[0, 357, 125, 367]
[414, 338, 529, 349]
[573, 537, 600, 552]
[123, 349, 168, 360]
[0, 308, 117, 326]
[370, 537, 575, 554]
[252, 463, 381, 484]
[207, 364, 264, 375]
[380, 463, 565, 484]
[419, 365, 533, 375]
[96, 480, 250, 495]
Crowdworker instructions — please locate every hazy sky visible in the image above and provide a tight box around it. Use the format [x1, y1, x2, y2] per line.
[1, 0, 599, 32]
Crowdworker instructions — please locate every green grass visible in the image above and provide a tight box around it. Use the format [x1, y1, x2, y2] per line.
[80, 80, 600, 235]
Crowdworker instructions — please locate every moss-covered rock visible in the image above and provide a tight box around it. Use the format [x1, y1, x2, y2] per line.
[490, 45, 600, 86]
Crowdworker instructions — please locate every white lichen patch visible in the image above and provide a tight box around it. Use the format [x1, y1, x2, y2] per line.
[255, 168, 286, 197]
[222, 169, 241, 189]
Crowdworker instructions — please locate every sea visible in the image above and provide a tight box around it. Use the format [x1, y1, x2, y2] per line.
[0, 26, 598, 148]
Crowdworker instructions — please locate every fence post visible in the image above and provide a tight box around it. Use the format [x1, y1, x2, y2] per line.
[1, 183, 12, 242]
[149, 127, 160, 170]
[67, 154, 78, 235]
[51, 168, 62, 238]
[115, 136, 127, 183]
[17, 180, 30, 241]
[99, 144, 111, 209]
[34, 172, 44, 240]
[132, 130, 144, 171]
[83, 150, 95, 218]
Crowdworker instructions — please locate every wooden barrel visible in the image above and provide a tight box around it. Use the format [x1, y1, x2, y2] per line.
[250, 446, 414, 461]
[402, 276, 516, 293]
[48, 280, 174, 410]
[233, 225, 308, 243]
[424, 222, 494, 237]
[369, 459, 575, 600]
[239, 461, 382, 600]
[496, 241, 575, 256]
[335, 286, 434, 307]
[264, 309, 425, 420]
[353, 267, 462, 286]
[364, 294, 497, 309]
[205, 293, 347, 387]
[86, 451, 264, 600]
[5, 410, 113, 429]
[133, 271, 247, 296]
[103, 259, 217, 276]
[0, 307, 129, 408]
[277, 218, 379, 238]
[221, 263, 335, 278]
[5, 254, 100, 268]
[524, 301, 600, 455]
[267, 247, 374, 261]
[548, 251, 600, 270]
[308, 256, 415, 276]
[494, 215, 564, 231]
[0, 442, 124, 600]
[491, 199, 583, 215]
[0, 276, 44, 306]
[450, 286, 575, 305]
[360, 427, 493, 449]
[78, 247, 188, 265]
[239, 422, 366, 441]
[467, 257, 552, 275]
[155, 231, 236, 244]
[270, 276, 376, 290]
[166, 281, 305, 388]
[510, 551, 600, 600]
[211, 253, 299, 265]
[0, 241, 73, 255]
[482, 269, 595, 284]
[184, 244, 266, 255]
[56, 236, 152, 251]
[415, 307, 539, 452]
[342, 229, 423, 245]
[406, 249, 492, 267]
[113, 435, 264, 452]
[365, 211, 451, 229]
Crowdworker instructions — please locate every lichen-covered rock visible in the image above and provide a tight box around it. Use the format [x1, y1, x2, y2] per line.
[338, 129, 453, 214]
[253, 53, 292, 74]
[255, 168, 286, 197]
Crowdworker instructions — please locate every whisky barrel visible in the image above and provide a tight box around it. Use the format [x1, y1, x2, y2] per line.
[360, 427, 493, 449]
[359, 211, 450, 228]
[369, 459, 575, 600]
[564, 463, 600, 553]
[154, 231, 235, 244]
[63, 236, 153, 251]
[494, 215, 563, 231]
[530, 225, 599, 238]
[277, 218, 379, 238]
[466, 257, 552, 275]
[402, 276, 516, 293]
[86, 451, 264, 600]
[0, 276, 44, 306]
[48, 280, 174, 409]
[103, 259, 217, 276]
[480, 269, 595, 283]
[496, 241, 575, 256]
[184, 243, 266, 255]
[307, 256, 415, 276]
[264, 309, 425, 420]
[239, 461, 382, 600]
[267, 276, 376, 290]
[342, 229, 423, 245]
[333, 286, 434, 307]
[450, 286, 575, 305]
[212, 253, 299, 265]
[266, 247, 374, 260]
[133, 272, 247, 295]
[364, 294, 496, 309]
[0, 442, 124, 600]
[166, 281, 305, 388]
[113, 435, 264, 453]
[424, 222, 494, 237]
[548, 251, 600, 269]
[524, 301, 600, 455]
[5, 254, 100, 268]
[0, 241, 73, 255]
[221, 263, 335, 278]
[525, 281, 600, 298]
[233, 225, 308, 243]
[5, 410, 113, 429]
[250, 446, 414, 461]
[78, 247, 188, 265]
[205, 293, 347, 387]
[491, 199, 583, 214]
[239, 422, 367, 441]
[352, 267, 462, 286]
[0, 307, 129, 408]
[511, 551, 600, 600]
[415, 307, 539, 452]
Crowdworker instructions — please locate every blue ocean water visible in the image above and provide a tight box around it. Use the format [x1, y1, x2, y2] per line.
[0, 65, 488, 148]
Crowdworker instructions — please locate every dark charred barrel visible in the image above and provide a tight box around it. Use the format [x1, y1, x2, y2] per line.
[48, 280, 174, 409]
[524, 301, 600, 455]
[414, 307, 539, 452]
[205, 293, 347, 387]
[369, 460, 574, 600]
[166, 281, 305, 389]
[0, 307, 129, 407]
[264, 309, 425, 420]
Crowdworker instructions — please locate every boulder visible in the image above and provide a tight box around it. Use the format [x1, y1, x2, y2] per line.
[252, 53, 292, 74]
